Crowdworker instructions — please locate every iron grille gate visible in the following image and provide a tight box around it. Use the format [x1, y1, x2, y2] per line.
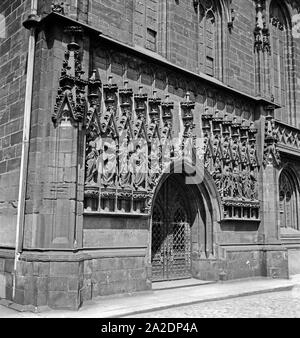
[151, 180, 191, 281]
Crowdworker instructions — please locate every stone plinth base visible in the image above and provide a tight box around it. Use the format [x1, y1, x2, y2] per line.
[0, 249, 151, 310]
[0, 245, 289, 310]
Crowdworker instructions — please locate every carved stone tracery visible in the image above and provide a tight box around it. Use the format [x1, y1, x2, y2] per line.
[83, 80, 175, 215]
[52, 27, 262, 220]
[53, 26, 88, 127]
[202, 110, 260, 220]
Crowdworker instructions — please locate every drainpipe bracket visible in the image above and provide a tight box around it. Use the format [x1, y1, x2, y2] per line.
[23, 13, 41, 30]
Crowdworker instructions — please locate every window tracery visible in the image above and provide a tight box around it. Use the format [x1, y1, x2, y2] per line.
[279, 170, 299, 230]
[194, 0, 221, 78]
[269, 0, 294, 122]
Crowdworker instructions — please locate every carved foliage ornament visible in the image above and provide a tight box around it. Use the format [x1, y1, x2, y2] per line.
[51, 2, 65, 14]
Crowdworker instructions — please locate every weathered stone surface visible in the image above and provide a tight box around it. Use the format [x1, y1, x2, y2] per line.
[0, 0, 30, 245]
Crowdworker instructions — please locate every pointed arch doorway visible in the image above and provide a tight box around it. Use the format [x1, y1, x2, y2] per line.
[151, 174, 196, 281]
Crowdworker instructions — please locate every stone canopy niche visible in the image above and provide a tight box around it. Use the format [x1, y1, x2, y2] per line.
[83, 78, 175, 215]
[82, 72, 260, 221]
[201, 108, 260, 221]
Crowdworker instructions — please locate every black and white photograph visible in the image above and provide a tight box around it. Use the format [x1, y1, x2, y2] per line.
[0, 0, 300, 326]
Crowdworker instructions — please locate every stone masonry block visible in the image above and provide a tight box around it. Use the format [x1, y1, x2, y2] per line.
[24, 289, 35, 306]
[48, 277, 69, 292]
[36, 277, 48, 292]
[48, 291, 80, 310]
[33, 262, 50, 277]
[50, 262, 79, 277]
[4, 259, 13, 273]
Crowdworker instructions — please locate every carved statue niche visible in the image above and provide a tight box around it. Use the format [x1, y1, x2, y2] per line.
[201, 107, 213, 172]
[101, 76, 118, 137]
[240, 120, 250, 168]
[181, 92, 195, 139]
[131, 140, 148, 191]
[134, 86, 148, 123]
[84, 70, 102, 185]
[221, 114, 233, 198]
[96, 77, 119, 188]
[148, 91, 162, 189]
[85, 140, 100, 185]
[181, 92, 196, 164]
[240, 120, 251, 200]
[98, 140, 117, 188]
[248, 122, 259, 200]
[148, 90, 161, 143]
[161, 95, 174, 172]
[131, 87, 148, 191]
[118, 81, 134, 189]
[118, 133, 132, 189]
[230, 117, 242, 199]
[211, 110, 223, 192]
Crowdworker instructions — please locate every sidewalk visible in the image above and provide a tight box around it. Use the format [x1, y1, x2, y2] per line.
[1, 275, 300, 318]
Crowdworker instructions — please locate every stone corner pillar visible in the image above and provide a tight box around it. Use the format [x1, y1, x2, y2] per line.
[11, 24, 91, 311]
[258, 104, 288, 278]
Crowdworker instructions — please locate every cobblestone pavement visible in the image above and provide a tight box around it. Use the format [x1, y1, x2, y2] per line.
[127, 288, 300, 318]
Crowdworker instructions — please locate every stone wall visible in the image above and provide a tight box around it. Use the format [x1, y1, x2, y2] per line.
[0, 0, 31, 247]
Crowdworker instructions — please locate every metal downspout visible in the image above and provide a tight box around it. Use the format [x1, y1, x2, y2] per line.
[13, 0, 39, 300]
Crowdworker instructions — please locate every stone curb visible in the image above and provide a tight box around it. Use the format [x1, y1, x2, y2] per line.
[116, 284, 296, 318]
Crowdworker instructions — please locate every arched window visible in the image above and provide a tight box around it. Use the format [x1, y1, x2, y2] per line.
[269, 0, 294, 123]
[197, 0, 222, 78]
[279, 170, 299, 230]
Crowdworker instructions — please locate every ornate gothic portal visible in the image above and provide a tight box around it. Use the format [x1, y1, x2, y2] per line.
[151, 175, 203, 281]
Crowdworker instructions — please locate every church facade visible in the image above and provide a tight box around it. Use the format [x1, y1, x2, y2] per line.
[0, 0, 300, 310]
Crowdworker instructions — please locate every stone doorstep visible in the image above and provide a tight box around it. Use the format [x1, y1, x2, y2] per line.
[152, 278, 215, 291]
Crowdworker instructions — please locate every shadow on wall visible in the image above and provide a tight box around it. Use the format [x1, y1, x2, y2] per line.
[220, 222, 260, 232]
